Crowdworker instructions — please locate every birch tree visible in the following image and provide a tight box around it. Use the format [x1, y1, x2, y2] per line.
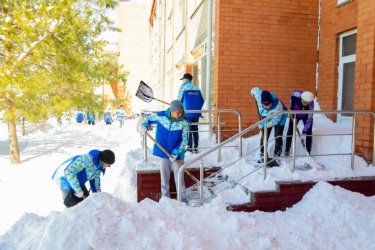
[0, 0, 123, 163]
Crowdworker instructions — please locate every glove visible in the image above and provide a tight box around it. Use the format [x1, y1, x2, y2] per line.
[75, 191, 84, 198]
[140, 126, 148, 135]
[302, 129, 307, 135]
[169, 155, 177, 162]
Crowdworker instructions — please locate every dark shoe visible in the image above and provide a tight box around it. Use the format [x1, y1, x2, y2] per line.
[284, 151, 290, 157]
[267, 158, 280, 168]
[257, 155, 264, 164]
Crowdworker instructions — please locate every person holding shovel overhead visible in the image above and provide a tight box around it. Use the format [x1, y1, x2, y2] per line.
[140, 100, 189, 201]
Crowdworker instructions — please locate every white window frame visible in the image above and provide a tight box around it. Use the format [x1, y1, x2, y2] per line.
[337, 0, 352, 7]
[337, 29, 356, 126]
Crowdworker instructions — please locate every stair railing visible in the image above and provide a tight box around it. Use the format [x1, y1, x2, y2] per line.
[141, 109, 243, 162]
[177, 110, 375, 203]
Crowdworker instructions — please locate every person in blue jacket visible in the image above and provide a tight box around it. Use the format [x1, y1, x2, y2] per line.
[177, 73, 204, 153]
[86, 111, 96, 125]
[103, 106, 113, 125]
[75, 110, 85, 123]
[140, 100, 189, 201]
[251, 87, 287, 167]
[53, 149, 115, 207]
[115, 105, 126, 128]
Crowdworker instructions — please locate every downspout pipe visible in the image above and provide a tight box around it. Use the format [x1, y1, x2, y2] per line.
[205, 0, 213, 137]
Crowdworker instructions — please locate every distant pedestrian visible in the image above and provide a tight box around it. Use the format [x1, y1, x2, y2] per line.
[177, 73, 204, 153]
[104, 106, 113, 125]
[115, 105, 126, 128]
[86, 111, 96, 125]
[52, 149, 115, 207]
[75, 110, 85, 123]
[250, 87, 287, 167]
[285, 91, 315, 156]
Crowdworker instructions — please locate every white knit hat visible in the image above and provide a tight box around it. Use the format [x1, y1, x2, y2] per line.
[301, 91, 314, 103]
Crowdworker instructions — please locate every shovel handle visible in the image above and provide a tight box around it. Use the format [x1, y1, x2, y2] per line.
[153, 98, 170, 105]
[288, 114, 310, 156]
[145, 132, 199, 183]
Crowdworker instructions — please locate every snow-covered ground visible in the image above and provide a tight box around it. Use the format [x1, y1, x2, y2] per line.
[0, 113, 374, 249]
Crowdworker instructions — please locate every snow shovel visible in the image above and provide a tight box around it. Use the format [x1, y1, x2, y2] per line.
[144, 132, 199, 183]
[250, 93, 281, 167]
[136, 81, 169, 105]
[144, 132, 221, 198]
[288, 115, 325, 170]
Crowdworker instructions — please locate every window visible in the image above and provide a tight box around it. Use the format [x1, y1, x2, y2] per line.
[342, 33, 356, 56]
[337, 30, 356, 125]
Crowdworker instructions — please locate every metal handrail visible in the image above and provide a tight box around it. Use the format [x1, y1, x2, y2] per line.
[177, 110, 375, 203]
[142, 109, 243, 162]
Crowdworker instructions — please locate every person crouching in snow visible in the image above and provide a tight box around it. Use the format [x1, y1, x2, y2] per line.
[285, 91, 315, 156]
[140, 100, 189, 201]
[250, 87, 288, 167]
[53, 149, 115, 207]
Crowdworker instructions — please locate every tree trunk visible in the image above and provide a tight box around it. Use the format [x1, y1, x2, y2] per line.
[22, 117, 26, 136]
[8, 120, 21, 164]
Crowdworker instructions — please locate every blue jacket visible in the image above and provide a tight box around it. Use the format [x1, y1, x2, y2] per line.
[141, 109, 189, 160]
[54, 150, 106, 193]
[115, 109, 126, 121]
[251, 87, 287, 128]
[86, 112, 96, 122]
[104, 112, 113, 123]
[177, 81, 204, 118]
[76, 111, 85, 122]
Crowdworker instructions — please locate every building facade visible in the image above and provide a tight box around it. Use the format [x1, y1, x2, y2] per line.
[149, 0, 374, 159]
[150, 0, 215, 110]
[118, 0, 153, 112]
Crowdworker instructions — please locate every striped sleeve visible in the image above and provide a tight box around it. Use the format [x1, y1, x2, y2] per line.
[64, 155, 91, 193]
[141, 113, 159, 128]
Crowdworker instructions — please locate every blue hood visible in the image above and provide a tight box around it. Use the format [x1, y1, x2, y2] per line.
[88, 149, 105, 175]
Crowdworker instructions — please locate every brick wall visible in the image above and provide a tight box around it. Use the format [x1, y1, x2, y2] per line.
[318, 0, 358, 112]
[319, 0, 374, 161]
[354, 0, 375, 160]
[215, 0, 319, 137]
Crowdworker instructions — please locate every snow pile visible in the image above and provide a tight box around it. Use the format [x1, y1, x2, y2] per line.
[0, 109, 374, 249]
[1, 182, 374, 249]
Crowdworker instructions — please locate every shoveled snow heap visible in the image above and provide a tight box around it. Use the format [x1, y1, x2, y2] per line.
[1, 182, 374, 249]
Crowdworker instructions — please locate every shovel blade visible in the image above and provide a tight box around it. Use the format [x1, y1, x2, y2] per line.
[135, 81, 155, 103]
